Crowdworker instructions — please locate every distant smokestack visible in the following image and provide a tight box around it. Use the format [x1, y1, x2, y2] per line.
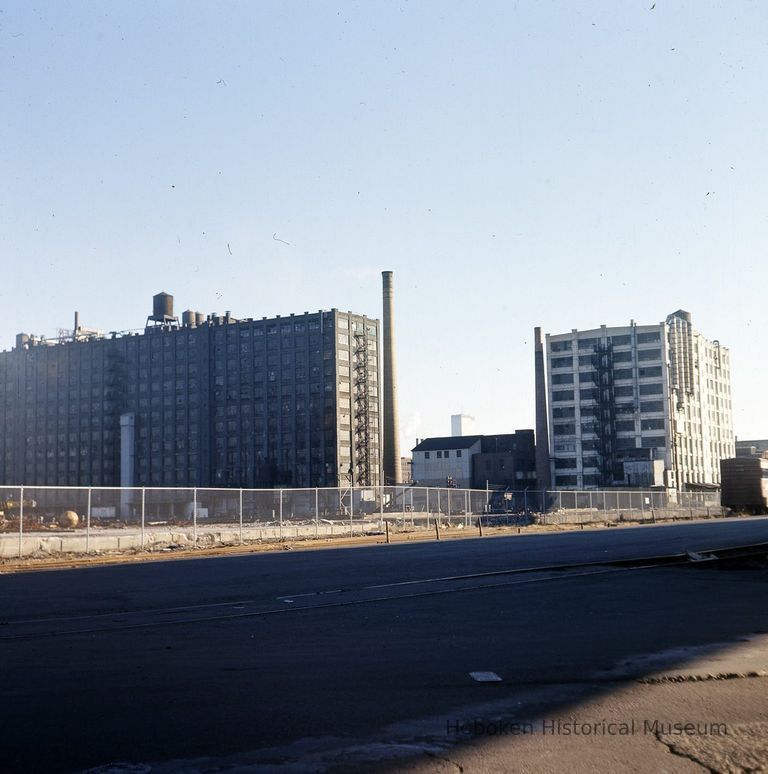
[382, 271, 402, 485]
[534, 326, 551, 490]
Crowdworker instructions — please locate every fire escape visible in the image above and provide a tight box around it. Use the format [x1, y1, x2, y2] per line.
[352, 327, 371, 486]
[592, 342, 618, 486]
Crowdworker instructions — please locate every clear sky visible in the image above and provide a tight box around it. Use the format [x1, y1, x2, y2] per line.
[2, 1, 766, 447]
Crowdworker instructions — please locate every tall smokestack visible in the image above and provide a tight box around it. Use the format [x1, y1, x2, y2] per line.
[534, 326, 551, 490]
[382, 271, 402, 484]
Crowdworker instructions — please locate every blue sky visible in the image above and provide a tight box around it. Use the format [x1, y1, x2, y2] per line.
[2, 1, 767, 445]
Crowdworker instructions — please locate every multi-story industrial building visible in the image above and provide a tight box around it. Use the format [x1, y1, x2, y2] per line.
[541, 310, 734, 490]
[0, 294, 381, 489]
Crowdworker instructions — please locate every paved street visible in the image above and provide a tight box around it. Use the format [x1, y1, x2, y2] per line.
[2, 517, 767, 771]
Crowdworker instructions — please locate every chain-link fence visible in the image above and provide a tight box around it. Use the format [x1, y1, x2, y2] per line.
[0, 484, 725, 559]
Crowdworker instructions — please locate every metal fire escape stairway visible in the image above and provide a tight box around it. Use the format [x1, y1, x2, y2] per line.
[353, 327, 371, 487]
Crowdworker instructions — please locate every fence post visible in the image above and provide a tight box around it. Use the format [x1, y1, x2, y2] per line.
[315, 488, 319, 537]
[239, 488, 244, 545]
[465, 489, 470, 526]
[401, 486, 405, 523]
[447, 488, 451, 524]
[86, 487, 92, 554]
[379, 485, 384, 531]
[426, 488, 430, 524]
[279, 489, 283, 540]
[193, 487, 198, 547]
[350, 485, 354, 537]
[18, 485, 24, 560]
[141, 488, 146, 550]
[524, 488, 528, 514]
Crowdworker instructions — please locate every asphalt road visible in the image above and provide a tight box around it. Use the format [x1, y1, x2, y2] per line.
[2, 517, 768, 772]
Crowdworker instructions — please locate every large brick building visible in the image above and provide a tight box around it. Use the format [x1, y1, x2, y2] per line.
[0, 294, 381, 488]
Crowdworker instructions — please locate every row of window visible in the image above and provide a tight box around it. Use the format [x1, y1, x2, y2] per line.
[423, 449, 463, 460]
[552, 366, 663, 385]
[550, 331, 661, 354]
[552, 382, 664, 403]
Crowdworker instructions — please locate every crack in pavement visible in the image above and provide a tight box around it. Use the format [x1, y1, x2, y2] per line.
[655, 731, 714, 773]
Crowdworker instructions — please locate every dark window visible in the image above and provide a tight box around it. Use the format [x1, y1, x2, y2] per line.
[555, 475, 578, 486]
[550, 340, 572, 353]
[616, 420, 635, 432]
[456, 449, 462, 458]
[637, 332, 660, 344]
[639, 366, 662, 378]
[639, 383, 663, 396]
[641, 436, 666, 448]
[614, 385, 634, 398]
[551, 357, 572, 369]
[638, 348, 661, 361]
[552, 390, 574, 402]
[611, 335, 631, 346]
[613, 351, 632, 363]
[552, 373, 574, 385]
[640, 400, 664, 413]
[578, 338, 598, 350]
[641, 418, 665, 431]
[553, 423, 576, 436]
[555, 458, 577, 469]
[553, 407, 575, 419]
[614, 368, 633, 380]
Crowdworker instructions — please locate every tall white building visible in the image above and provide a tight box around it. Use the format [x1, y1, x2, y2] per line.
[543, 310, 734, 490]
[451, 414, 476, 437]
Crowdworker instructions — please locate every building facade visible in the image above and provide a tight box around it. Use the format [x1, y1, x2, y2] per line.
[0, 296, 381, 488]
[543, 310, 734, 490]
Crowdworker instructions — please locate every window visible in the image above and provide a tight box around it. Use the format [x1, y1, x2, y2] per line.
[639, 366, 662, 378]
[550, 340, 572, 352]
[637, 331, 660, 344]
[424, 451, 430, 459]
[614, 368, 633, 380]
[555, 475, 578, 486]
[641, 436, 666, 448]
[638, 348, 661, 361]
[578, 337, 598, 350]
[443, 450, 449, 457]
[640, 400, 664, 413]
[553, 423, 576, 436]
[641, 418, 665, 431]
[552, 390, 574, 402]
[611, 335, 631, 346]
[456, 449, 462, 457]
[616, 420, 635, 432]
[552, 373, 574, 385]
[613, 351, 632, 363]
[555, 458, 577, 469]
[614, 385, 634, 398]
[436, 451, 442, 458]
[553, 407, 575, 419]
[551, 356, 572, 369]
[639, 382, 663, 396]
